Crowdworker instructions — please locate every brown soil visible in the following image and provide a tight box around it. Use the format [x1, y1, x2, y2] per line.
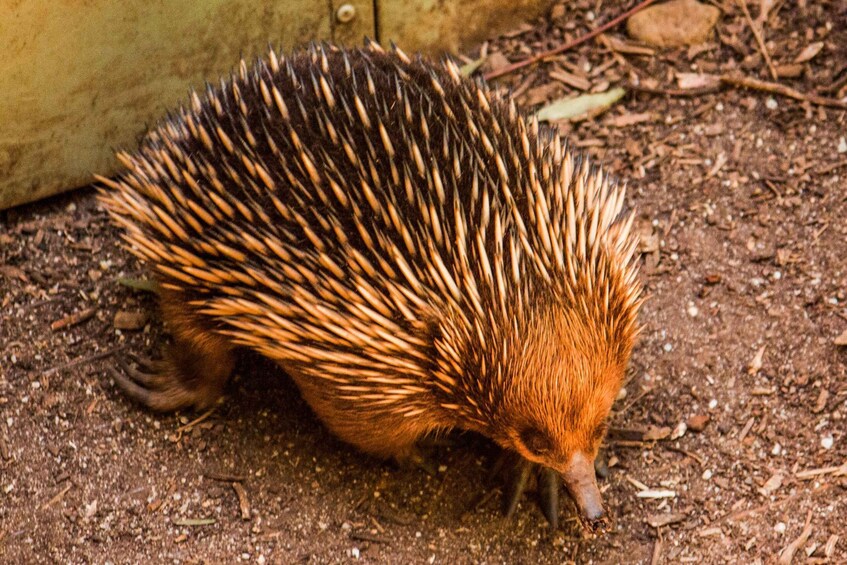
[1, 1, 846, 563]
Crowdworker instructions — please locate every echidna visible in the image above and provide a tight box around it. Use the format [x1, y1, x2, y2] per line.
[99, 41, 642, 530]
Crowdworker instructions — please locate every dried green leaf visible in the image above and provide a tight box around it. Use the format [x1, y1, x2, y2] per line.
[535, 88, 626, 122]
[117, 277, 159, 293]
[172, 517, 217, 527]
[460, 56, 487, 77]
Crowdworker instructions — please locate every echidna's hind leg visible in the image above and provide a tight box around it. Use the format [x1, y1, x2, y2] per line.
[108, 288, 235, 411]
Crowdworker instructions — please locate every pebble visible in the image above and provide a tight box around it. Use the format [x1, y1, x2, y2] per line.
[821, 435, 834, 450]
[838, 137, 847, 153]
[627, 0, 720, 47]
[687, 414, 711, 432]
[774, 522, 786, 534]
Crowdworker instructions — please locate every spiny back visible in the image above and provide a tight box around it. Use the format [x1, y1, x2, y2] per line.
[99, 42, 640, 420]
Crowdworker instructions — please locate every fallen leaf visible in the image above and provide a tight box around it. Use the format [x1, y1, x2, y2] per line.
[535, 88, 626, 122]
[460, 56, 487, 77]
[794, 41, 824, 64]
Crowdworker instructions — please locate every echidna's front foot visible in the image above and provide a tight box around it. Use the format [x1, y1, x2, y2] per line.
[493, 450, 610, 533]
[492, 451, 560, 528]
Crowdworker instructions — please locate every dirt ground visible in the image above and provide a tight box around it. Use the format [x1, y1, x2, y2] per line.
[2, 1, 846, 563]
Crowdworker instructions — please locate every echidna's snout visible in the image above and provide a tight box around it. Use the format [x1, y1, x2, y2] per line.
[560, 451, 608, 532]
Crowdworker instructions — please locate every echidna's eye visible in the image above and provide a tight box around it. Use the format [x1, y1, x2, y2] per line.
[519, 427, 553, 456]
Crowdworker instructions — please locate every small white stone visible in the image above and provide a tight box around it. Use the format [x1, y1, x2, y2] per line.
[821, 435, 834, 450]
[350, 548, 360, 559]
[774, 522, 786, 534]
[257, 556, 266, 565]
[708, 398, 718, 409]
[838, 137, 847, 153]
[702, 469, 713, 480]
[663, 343, 673, 352]
[687, 304, 699, 317]
[765, 97, 778, 109]
[771, 443, 782, 456]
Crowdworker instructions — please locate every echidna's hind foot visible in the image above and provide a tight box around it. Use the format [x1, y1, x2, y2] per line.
[109, 337, 235, 411]
[109, 355, 196, 411]
[109, 287, 236, 412]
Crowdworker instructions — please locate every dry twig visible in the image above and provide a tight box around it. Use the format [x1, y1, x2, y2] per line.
[736, 0, 778, 80]
[778, 511, 813, 564]
[483, 0, 658, 81]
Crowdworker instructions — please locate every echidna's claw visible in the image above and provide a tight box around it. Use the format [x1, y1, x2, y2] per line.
[503, 456, 532, 519]
[108, 364, 153, 406]
[108, 354, 198, 412]
[538, 467, 560, 529]
[116, 355, 163, 387]
[490, 450, 562, 528]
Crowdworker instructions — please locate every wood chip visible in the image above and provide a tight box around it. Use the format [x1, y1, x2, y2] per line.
[738, 417, 755, 441]
[677, 72, 721, 90]
[172, 517, 217, 526]
[232, 482, 251, 521]
[646, 512, 686, 528]
[834, 329, 847, 346]
[795, 462, 847, 480]
[778, 511, 813, 564]
[812, 389, 829, 414]
[747, 346, 765, 375]
[50, 307, 97, 331]
[604, 34, 656, 56]
[637, 489, 677, 499]
[698, 526, 723, 537]
[794, 41, 825, 63]
[758, 473, 783, 496]
[607, 112, 654, 127]
[823, 534, 839, 558]
[549, 69, 591, 91]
